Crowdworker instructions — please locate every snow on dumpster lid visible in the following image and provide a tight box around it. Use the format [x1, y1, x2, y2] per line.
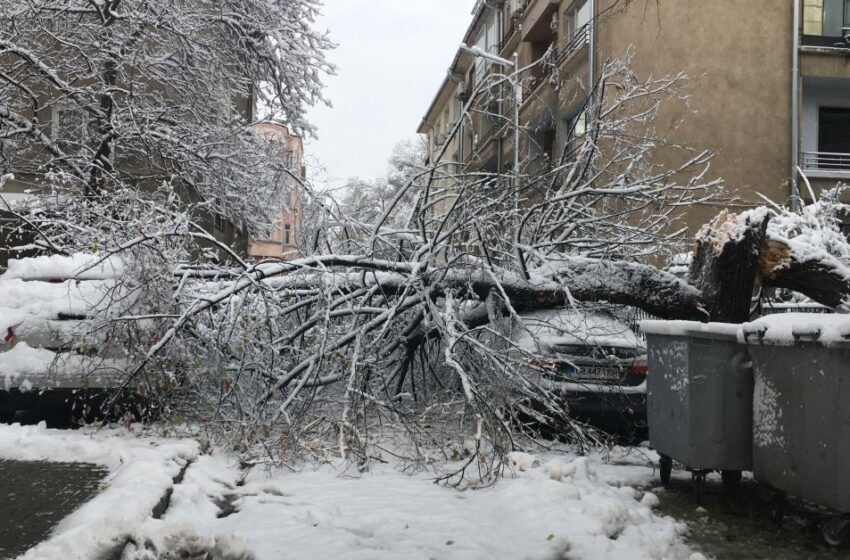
[740, 313, 850, 347]
[640, 320, 741, 339]
[2, 253, 124, 281]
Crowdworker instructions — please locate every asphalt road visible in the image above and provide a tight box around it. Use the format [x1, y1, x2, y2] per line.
[654, 472, 849, 559]
[0, 460, 107, 558]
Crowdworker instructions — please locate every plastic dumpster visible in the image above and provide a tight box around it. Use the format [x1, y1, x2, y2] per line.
[741, 313, 850, 544]
[641, 321, 753, 500]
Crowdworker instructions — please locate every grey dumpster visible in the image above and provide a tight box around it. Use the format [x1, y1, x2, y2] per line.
[641, 321, 754, 482]
[742, 313, 850, 514]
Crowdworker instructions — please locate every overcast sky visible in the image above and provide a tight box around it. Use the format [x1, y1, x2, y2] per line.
[305, 0, 476, 188]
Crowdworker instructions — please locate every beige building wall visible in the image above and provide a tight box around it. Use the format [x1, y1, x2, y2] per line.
[419, 0, 850, 237]
[596, 0, 795, 231]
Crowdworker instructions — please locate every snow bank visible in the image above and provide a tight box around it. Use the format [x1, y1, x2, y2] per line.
[741, 313, 850, 347]
[640, 320, 740, 339]
[0, 423, 199, 560]
[159, 451, 695, 560]
[3, 253, 124, 281]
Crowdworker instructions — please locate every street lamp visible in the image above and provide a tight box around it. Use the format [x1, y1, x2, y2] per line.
[459, 44, 522, 213]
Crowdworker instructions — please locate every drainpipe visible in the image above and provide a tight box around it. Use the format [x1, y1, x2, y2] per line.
[588, 0, 596, 95]
[791, 0, 801, 211]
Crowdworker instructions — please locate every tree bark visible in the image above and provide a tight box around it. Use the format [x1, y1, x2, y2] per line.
[689, 210, 770, 322]
[760, 238, 850, 309]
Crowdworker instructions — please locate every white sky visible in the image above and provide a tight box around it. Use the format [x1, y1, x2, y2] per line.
[306, 0, 477, 188]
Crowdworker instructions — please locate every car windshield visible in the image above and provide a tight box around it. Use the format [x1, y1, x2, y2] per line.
[514, 307, 644, 355]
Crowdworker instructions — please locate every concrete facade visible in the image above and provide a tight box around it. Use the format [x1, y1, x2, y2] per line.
[418, 0, 850, 234]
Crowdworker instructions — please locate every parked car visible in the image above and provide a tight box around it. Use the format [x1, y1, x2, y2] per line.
[513, 306, 648, 441]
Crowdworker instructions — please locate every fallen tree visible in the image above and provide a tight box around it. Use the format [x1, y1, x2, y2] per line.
[10, 39, 850, 478]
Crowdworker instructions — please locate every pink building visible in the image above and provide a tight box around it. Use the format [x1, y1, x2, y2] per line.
[249, 122, 305, 261]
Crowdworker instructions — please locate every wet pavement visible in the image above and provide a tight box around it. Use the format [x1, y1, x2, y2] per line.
[0, 460, 108, 558]
[653, 471, 848, 559]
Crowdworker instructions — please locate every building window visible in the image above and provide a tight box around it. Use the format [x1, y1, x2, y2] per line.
[567, 0, 592, 41]
[572, 110, 587, 137]
[803, 0, 850, 38]
[472, 12, 500, 84]
[52, 101, 98, 155]
[818, 107, 850, 167]
[283, 224, 291, 245]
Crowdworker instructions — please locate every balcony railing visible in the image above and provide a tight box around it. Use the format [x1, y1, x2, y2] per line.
[500, 12, 524, 52]
[522, 24, 590, 96]
[557, 24, 590, 66]
[802, 151, 850, 173]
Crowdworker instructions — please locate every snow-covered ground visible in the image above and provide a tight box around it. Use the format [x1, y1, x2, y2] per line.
[0, 424, 704, 560]
[0, 423, 198, 560]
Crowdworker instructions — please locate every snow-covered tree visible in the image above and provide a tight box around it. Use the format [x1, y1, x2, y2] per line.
[335, 137, 428, 227]
[2, 13, 783, 479]
[0, 0, 333, 253]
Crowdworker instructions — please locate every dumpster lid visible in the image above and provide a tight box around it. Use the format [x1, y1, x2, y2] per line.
[640, 320, 741, 340]
[740, 313, 850, 347]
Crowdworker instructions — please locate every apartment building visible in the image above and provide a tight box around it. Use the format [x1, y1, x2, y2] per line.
[418, 0, 850, 233]
[248, 122, 305, 262]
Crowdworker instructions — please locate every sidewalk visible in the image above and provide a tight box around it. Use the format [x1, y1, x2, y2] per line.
[0, 461, 107, 557]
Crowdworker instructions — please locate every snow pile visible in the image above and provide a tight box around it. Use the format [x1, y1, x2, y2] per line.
[156, 450, 697, 560]
[3, 253, 124, 281]
[0, 423, 200, 560]
[741, 313, 850, 347]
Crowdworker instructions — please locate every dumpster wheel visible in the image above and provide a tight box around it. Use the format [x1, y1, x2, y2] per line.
[692, 472, 707, 505]
[659, 454, 672, 486]
[721, 470, 742, 496]
[822, 516, 850, 548]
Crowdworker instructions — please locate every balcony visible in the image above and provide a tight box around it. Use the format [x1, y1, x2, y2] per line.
[500, 8, 524, 54]
[521, 24, 589, 98]
[802, 0, 850, 48]
[802, 151, 850, 177]
[557, 24, 590, 66]
[801, 76, 850, 178]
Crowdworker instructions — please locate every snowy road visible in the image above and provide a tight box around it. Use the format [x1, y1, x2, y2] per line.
[0, 424, 705, 560]
[654, 472, 847, 560]
[0, 461, 106, 557]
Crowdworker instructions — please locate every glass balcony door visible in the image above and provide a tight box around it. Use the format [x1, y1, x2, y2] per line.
[803, 0, 850, 39]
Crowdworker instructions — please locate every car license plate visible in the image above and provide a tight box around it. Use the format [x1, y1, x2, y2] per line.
[573, 366, 620, 381]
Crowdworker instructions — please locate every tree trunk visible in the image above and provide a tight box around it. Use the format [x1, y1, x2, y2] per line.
[760, 238, 850, 309]
[689, 210, 770, 323]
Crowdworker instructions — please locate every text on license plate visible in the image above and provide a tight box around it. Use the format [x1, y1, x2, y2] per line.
[567, 366, 621, 381]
